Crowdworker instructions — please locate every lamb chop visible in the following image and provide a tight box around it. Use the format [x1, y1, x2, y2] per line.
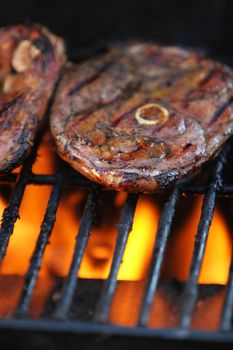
[0, 24, 66, 172]
[51, 42, 233, 192]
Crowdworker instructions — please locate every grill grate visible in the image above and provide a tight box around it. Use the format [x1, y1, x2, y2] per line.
[0, 128, 233, 347]
[179, 147, 228, 329]
[54, 186, 101, 319]
[138, 186, 179, 326]
[95, 193, 138, 323]
[16, 184, 62, 317]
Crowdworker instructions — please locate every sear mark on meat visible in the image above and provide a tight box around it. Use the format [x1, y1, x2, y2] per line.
[50, 42, 233, 192]
[0, 24, 66, 173]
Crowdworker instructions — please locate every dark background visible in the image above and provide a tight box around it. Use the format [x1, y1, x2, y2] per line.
[0, 0, 233, 60]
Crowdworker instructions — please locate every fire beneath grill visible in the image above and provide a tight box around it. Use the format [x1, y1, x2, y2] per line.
[164, 197, 232, 284]
[0, 129, 232, 344]
[0, 132, 231, 285]
[0, 132, 159, 280]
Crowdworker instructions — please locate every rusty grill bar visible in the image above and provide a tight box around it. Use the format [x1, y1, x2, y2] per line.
[0, 129, 233, 346]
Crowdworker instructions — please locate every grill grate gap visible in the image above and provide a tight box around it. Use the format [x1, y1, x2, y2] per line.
[0, 134, 42, 262]
[179, 146, 229, 329]
[94, 193, 138, 323]
[138, 187, 179, 327]
[15, 185, 62, 317]
[220, 249, 233, 331]
[0, 130, 232, 343]
[53, 186, 101, 319]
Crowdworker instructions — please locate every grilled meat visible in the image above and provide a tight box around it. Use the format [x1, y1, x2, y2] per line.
[51, 43, 233, 192]
[0, 24, 66, 172]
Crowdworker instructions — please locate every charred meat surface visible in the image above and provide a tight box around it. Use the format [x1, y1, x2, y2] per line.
[0, 24, 66, 172]
[51, 43, 233, 192]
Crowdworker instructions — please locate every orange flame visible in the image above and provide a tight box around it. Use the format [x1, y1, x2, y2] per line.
[44, 193, 159, 280]
[0, 133, 159, 280]
[0, 132, 54, 275]
[0, 134, 232, 285]
[163, 196, 232, 284]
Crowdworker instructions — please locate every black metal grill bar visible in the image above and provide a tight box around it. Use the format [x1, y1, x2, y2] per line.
[0, 173, 91, 186]
[15, 185, 62, 317]
[0, 126, 232, 338]
[53, 186, 100, 319]
[2, 174, 233, 196]
[138, 187, 179, 327]
[94, 193, 138, 323]
[0, 148, 39, 262]
[179, 185, 233, 195]
[220, 246, 233, 331]
[179, 148, 227, 329]
[2, 318, 233, 343]
[29, 174, 90, 187]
